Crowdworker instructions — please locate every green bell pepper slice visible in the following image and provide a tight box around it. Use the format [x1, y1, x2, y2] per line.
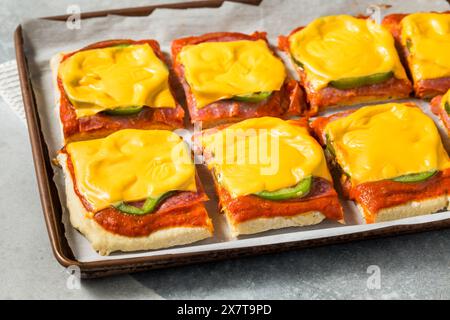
[104, 106, 144, 116]
[292, 57, 304, 69]
[233, 91, 272, 103]
[325, 133, 336, 157]
[444, 101, 450, 115]
[405, 39, 413, 52]
[329, 71, 394, 90]
[254, 176, 313, 200]
[391, 170, 437, 183]
[113, 192, 174, 215]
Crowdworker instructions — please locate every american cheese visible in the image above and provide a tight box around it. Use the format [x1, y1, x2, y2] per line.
[325, 103, 450, 185]
[66, 129, 196, 212]
[202, 117, 331, 197]
[178, 40, 286, 108]
[401, 13, 450, 82]
[289, 15, 407, 91]
[59, 44, 176, 118]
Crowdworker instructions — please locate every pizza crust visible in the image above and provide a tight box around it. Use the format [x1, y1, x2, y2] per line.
[57, 153, 213, 256]
[50, 54, 66, 142]
[357, 195, 448, 224]
[223, 208, 326, 237]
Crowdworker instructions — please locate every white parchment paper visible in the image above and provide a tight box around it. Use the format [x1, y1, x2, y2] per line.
[21, 0, 450, 262]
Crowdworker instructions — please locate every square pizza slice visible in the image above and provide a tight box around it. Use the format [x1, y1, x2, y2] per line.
[431, 89, 450, 135]
[52, 39, 185, 142]
[197, 117, 344, 237]
[279, 15, 412, 114]
[311, 102, 450, 223]
[383, 12, 450, 98]
[171, 32, 305, 128]
[57, 129, 213, 255]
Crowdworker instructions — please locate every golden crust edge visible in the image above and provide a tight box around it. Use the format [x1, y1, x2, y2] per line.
[57, 153, 213, 256]
[50, 53, 66, 143]
[223, 208, 326, 237]
[356, 195, 449, 224]
[309, 93, 411, 114]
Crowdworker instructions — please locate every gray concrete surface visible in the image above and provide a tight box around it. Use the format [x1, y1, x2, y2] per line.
[0, 0, 449, 299]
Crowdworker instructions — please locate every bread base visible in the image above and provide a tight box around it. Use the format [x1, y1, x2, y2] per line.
[357, 195, 448, 224]
[310, 94, 410, 115]
[58, 153, 212, 255]
[224, 209, 325, 237]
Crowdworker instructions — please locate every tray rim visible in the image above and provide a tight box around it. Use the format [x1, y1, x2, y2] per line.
[14, 0, 450, 278]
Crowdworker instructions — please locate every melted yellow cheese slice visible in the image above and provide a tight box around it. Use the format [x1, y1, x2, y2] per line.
[178, 40, 286, 108]
[66, 129, 196, 212]
[59, 44, 176, 118]
[401, 13, 450, 82]
[202, 117, 331, 197]
[325, 103, 450, 185]
[289, 15, 407, 91]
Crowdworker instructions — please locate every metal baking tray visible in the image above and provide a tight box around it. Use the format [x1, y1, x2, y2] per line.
[14, 0, 450, 278]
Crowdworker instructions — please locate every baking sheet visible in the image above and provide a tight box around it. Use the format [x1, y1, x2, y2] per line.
[21, 0, 450, 262]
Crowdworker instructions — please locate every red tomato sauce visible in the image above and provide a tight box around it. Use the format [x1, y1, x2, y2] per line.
[216, 177, 344, 223]
[348, 170, 450, 223]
